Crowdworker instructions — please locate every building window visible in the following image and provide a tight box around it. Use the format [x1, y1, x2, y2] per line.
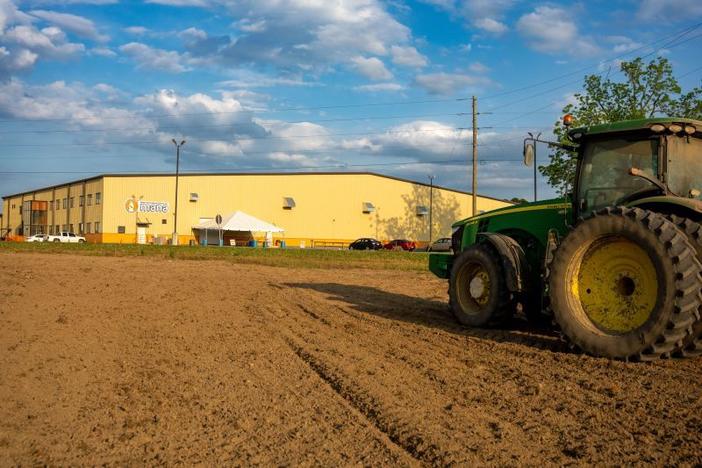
[86, 222, 91, 234]
[162, 219, 167, 224]
[283, 197, 296, 209]
[11, 204, 15, 209]
[69, 224, 74, 233]
[416, 205, 429, 216]
[79, 196, 84, 207]
[49, 226, 53, 235]
[63, 198, 67, 209]
[78, 223, 84, 234]
[117, 225, 125, 234]
[95, 192, 101, 205]
[87, 194, 93, 206]
[189, 193, 199, 202]
[95, 222, 100, 233]
[62, 224, 68, 232]
[70, 197, 74, 208]
[362, 202, 375, 214]
[55, 224, 60, 233]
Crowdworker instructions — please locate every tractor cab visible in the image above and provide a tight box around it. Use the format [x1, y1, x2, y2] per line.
[568, 118, 702, 219]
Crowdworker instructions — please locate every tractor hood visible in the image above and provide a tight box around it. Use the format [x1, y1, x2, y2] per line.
[452, 198, 569, 228]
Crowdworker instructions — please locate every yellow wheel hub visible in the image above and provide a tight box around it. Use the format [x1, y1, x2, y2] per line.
[456, 263, 491, 309]
[569, 236, 658, 334]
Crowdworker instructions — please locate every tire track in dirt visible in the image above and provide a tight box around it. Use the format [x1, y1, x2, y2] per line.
[284, 337, 426, 466]
[260, 273, 702, 465]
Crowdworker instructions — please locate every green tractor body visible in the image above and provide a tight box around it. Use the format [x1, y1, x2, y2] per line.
[430, 117, 702, 360]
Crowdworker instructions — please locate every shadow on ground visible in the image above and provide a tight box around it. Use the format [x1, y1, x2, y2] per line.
[283, 282, 568, 353]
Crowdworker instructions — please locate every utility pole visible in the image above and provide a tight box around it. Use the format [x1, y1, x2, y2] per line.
[471, 96, 478, 216]
[171, 139, 186, 246]
[428, 175, 434, 245]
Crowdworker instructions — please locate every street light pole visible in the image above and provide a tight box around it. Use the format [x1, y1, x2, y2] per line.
[171, 139, 186, 245]
[428, 175, 434, 245]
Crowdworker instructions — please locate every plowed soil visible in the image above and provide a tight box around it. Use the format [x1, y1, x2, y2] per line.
[1, 252, 700, 466]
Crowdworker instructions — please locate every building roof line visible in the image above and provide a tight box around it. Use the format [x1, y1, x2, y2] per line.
[2, 171, 513, 204]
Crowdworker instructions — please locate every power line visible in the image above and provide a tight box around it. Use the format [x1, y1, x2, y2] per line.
[0, 158, 526, 175]
[481, 22, 702, 103]
[0, 127, 474, 148]
[0, 111, 472, 135]
[483, 27, 702, 115]
[0, 97, 470, 125]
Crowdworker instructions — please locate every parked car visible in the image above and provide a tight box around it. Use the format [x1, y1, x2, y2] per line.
[47, 231, 86, 243]
[26, 234, 48, 243]
[427, 237, 453, 253]
[349, 238, 383, 250]
[383, 239, 416, 251]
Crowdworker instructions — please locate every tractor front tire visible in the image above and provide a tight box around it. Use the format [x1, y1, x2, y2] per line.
[549, 207, 702, 360]
[449, 244, 514, 327]
[668, 215, 702, 358]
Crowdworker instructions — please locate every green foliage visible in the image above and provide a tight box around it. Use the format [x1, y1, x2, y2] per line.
[507, 197, 528, 204]
[540, 57, 702, 195]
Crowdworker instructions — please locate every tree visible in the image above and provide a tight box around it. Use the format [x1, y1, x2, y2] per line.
[507, 197, 528, 204]
[540, 57, 702, 195]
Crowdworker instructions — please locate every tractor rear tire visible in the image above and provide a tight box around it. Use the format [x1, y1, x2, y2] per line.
[668, 215, 702, 358]
[549, 207, 702, 360]
[449, 244, 514, 327]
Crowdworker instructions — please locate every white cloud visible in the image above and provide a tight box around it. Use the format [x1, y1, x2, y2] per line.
[468, 61, 489, 73]
[124, 26, 149, 35]
[217, 69, 317, 88]
[390, 45, 427, 68]
[474, 17, 507, 35]
[0, 79, 152, 131]
[415, 72, 492, 95]
[235, 18, 267, 33]
[28, 10, 109, 42]
[0, 15, 85, 76]
[354, 82, 405, 92]
[145, 0, 210, 6]
[605, 36, 643, 54]
[351, 56, 393, 80]
[89, 46, 116, 57]
[420, 0, 514, 35]
[516, 6, 599, 56]
[179, 27, 207, 41]
[22, 0, 117, 4]
[119, 42, 191, 73]
[174, 0, 412, 75]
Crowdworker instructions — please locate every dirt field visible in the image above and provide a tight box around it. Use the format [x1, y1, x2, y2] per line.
[1, 252, 701, 465]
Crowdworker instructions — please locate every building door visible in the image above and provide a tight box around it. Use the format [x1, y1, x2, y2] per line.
[136, 226, 147, 245]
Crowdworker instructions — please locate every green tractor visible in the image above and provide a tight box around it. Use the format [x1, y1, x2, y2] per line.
[429, 117, 702, 360]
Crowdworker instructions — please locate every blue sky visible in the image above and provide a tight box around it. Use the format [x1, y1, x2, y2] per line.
[0, 0, 701, 205]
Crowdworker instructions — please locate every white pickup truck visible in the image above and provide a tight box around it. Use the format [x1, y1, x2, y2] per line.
[47, 231, 86, 243]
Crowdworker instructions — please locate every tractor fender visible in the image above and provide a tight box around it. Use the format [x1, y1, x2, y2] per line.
[477, 232, 528, 293]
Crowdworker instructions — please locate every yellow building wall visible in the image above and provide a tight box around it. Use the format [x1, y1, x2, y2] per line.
[101, 174, 509, 246]
[1, 178, 104, 241]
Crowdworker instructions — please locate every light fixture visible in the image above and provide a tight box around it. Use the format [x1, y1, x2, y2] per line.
[684, 125, 697, 135]
[563, 114, 574, 127]
[668, 124, 683, 133]
[650, 124, 665, 133]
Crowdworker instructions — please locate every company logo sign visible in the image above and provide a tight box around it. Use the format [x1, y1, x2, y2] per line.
[125, 197, 169, 214]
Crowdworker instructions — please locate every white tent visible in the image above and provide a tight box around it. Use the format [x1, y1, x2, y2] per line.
[193, 211, 283, 246]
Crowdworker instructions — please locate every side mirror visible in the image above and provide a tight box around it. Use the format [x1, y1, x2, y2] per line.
[523, 142, 535, 167]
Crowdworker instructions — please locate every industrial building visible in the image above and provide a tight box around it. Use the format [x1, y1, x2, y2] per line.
[1, 172, 510, 246]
